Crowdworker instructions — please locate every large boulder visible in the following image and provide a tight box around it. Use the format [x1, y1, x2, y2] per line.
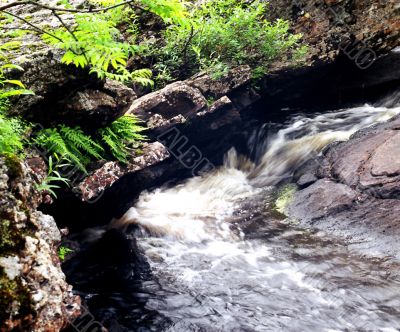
[126, 81, 207, 127]
[288, 115, 400, 258]
[326, 115, 400, 198]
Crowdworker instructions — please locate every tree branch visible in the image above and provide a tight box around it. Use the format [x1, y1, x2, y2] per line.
[0, 0, 147, 14]
[3, 10, 63, 42]
[51, 10, 87, 58]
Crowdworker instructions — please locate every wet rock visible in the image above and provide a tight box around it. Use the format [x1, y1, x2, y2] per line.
[288, 115, 400, 259]
[296, 173, 318, 188]
[126, 81, 207, 129]
[0, 156, 80, 331]
[326, 116, 400, 198]
[186, 65, 252, 99]
[74, 142, 170, 202]
[289, 179, 357, 221]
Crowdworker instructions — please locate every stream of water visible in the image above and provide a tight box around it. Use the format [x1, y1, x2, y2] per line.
[100, 94, 400, 331]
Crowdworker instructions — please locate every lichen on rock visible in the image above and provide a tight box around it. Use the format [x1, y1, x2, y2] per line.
[0, 156, 80, 331]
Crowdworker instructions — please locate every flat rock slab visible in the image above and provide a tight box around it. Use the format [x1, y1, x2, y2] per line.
[326, 117, 400, 198]
[369, 131, 400, 177]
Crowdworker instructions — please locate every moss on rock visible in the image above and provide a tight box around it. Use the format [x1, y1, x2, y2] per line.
[0, 267, 34, 328]
[273, 183, 298, 216]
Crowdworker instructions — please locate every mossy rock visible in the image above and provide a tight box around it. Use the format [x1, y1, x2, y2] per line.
[0, 267, 34, 327]
[272, 183, 297, 216]
[0, 220, 25, 257]
[3, 153, 24, 179]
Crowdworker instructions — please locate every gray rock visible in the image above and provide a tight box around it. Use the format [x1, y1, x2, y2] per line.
[297, 172, 318, 188]
[288, 116, 400, 259]
[0, 156, 80, 331]
[326, 120, 400, 198]
[126, 81, 207, 129]
[289, 179, 357, 221]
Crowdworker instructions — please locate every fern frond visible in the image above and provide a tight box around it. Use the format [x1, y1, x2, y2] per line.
[100, 127, 129, 163]
[99, 114, 147, 163]
[59, 125, 104, 160]
[34, 127, 88, 172]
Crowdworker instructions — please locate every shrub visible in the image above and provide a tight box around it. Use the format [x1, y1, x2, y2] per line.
[42, 0, 188, 84]
[152, 0, 306, 82]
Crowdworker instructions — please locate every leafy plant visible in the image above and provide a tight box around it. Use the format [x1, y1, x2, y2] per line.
[34, 125, 104, 172]
[152, 0, 306, 83]
[36, 155, 71, 198]
[43, 11, 153, 85]
[58, 246, 73, 261]
[0, 42, 34, 110]
[41, 0, 189, 85]
[0, 42, 33, 155]
[34, 115, 146, 172]
[0, 113, 27, 155]
[99, 114, 147, 163]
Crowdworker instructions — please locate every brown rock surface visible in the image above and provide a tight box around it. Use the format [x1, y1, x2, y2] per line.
[186, 65, 252, 99]
[288, 115, 400, 258]
[0, 156, 80, 331]
[74, 142, 170, 202]
[289, 179, 357, 221]
[326, 116, 400, 198]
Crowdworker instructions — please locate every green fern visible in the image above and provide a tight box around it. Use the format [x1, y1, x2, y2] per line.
[42, 8, 153, 85]
[34, 128, 82, 171]
[36, 155, 71, 198]
[100, 127, 128, 163]
[59, 125, 104, 160]
[99, 114, 146, 163]
[0, 113, 27, 155]
[34, 116, 146, 171]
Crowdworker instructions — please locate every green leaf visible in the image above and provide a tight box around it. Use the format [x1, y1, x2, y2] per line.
[3, 80, 26, 88]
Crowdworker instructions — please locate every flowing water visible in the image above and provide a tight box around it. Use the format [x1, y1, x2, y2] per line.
[107, 95, 400, 331]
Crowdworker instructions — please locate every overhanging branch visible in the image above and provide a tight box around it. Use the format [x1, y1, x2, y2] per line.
[0, 0, 146, 14]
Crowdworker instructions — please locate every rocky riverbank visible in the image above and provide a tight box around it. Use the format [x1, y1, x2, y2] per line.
[289, 107, 400, 259]
[1, 0, 399, 330]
